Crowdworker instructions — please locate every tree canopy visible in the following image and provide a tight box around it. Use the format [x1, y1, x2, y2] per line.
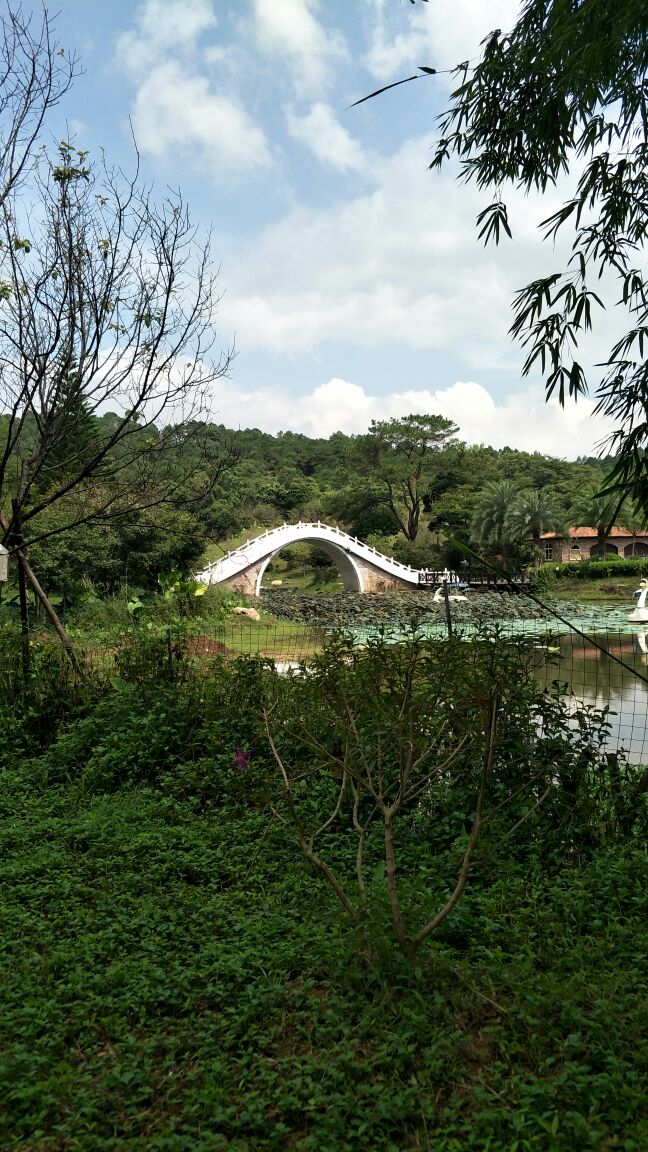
[350, 414, 459, 541]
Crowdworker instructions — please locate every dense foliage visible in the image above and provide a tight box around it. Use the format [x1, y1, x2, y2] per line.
[2, 411, 634, 613]
[2, 630, 648, 1149]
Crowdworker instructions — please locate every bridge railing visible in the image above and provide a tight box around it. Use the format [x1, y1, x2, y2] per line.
[198, 521, 421, 578]
[418, 570, 461, 586]
[463, 568, 532, 587]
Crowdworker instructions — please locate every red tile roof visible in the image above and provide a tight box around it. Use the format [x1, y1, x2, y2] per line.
[540, 526, 648, 540]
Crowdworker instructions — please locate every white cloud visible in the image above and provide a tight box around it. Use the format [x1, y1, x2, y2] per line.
[364, 0, 522, 81]
[209, 375, 614, 458]
[250, 0, 348, 96]
[220, 136, 579, 360]
[286, 102, 368, 172]
[219, 129, 628, 389]
[117, 0, 217, 76]
[116, 0, 272, 177]
[130, 61, 271, 174]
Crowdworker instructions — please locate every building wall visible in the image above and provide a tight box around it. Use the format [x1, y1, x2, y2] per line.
[543, 539, 579, 563]
[543, 535, 648, 563]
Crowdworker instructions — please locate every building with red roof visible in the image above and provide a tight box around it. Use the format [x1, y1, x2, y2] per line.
[540, 527, 648, 563]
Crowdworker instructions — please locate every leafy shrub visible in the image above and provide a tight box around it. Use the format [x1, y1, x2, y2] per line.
[544, 557, 648, 580]
[264, 631, 624, 960]
[32, 653, 279, 800]
[38, 682, 201, 790]
[0, 626, 104, 763]
[115, 631, 183, 684]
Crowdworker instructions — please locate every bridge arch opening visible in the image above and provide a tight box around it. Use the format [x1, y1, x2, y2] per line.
[256, 538, 364, 596]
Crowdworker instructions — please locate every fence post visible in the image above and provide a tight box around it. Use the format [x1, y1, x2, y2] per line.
[166, 628, 174, 681]
[442, 580, 453, 639]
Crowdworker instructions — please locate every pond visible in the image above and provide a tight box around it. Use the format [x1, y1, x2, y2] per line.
[534, 621, 648, 766]
[347, 602, 648, 765]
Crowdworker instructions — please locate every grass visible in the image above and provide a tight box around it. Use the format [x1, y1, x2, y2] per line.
[89, 618, 322, 664]
[3, 759, 648, 1151]
[219, 618, 324, 659]
[261, 566, 344, 595]
[550, 575, 642, 603]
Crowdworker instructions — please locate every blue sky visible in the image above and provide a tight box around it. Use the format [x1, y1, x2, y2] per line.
[45, 0, 616, 457]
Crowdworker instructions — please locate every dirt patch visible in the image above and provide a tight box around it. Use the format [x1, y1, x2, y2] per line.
[184, 636, 230, 659]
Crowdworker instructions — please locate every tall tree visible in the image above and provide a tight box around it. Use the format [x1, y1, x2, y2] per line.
[0, 139, 233, 556]
[0, 4, 77, 656]
[0, 7, 239, 662]
[505, 488, 564, 568]
[350, 414, 459, 541]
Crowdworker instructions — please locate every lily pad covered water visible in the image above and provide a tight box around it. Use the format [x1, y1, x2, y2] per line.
[263, 588, 641, 639]
[262, 588, 551, 631]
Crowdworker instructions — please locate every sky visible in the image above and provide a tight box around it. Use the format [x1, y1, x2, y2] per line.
[42, 0, 620, 458]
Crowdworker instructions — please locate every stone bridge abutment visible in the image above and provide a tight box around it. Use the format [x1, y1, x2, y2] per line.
[226, 549, 414, 597]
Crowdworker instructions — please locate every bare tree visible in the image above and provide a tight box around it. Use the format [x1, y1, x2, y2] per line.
[0, 138, 235, 658]
[0, 9, 235, 661]
[0, 140, 234, 540]
[0, 4, 77, 209]
[0, 4, 78, 661]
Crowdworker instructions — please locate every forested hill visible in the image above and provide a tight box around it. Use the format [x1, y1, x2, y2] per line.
[1, 410, 618, 601]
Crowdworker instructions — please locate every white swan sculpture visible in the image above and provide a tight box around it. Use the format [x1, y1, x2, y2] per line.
[433, 585, 469, 604]
[628, 579, 648, 622]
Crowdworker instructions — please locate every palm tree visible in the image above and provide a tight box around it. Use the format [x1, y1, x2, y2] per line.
[506, 488, 564, 568]
[568, 489, 626, 557]
[470, 480, 519, 559]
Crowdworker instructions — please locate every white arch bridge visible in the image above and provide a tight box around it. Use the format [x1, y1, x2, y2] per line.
[195, 521, 448, 597]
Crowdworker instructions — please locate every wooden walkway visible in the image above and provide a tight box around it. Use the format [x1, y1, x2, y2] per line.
[418, 569, 533, 591]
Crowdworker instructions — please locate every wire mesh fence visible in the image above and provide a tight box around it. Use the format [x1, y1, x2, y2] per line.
[477, 616, 648, 765]
[3, 593, 648, 764]
[9, 621, 327, 679]
[385, 595, 648, 765]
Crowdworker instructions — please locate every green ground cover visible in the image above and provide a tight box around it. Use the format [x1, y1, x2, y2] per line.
[2, 636, 648, 1150]
[548, 576, 642, 604]
[3, 766, 648, 1151]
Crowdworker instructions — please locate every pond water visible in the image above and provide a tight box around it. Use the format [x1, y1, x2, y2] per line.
[347, 602, 648, 765]
[534, 629, 648, 764]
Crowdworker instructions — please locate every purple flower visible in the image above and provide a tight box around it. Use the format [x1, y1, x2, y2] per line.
[232, 747, 251, 773]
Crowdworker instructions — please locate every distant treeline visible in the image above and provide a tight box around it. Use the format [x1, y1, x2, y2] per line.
[0, 409, 626, 602]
